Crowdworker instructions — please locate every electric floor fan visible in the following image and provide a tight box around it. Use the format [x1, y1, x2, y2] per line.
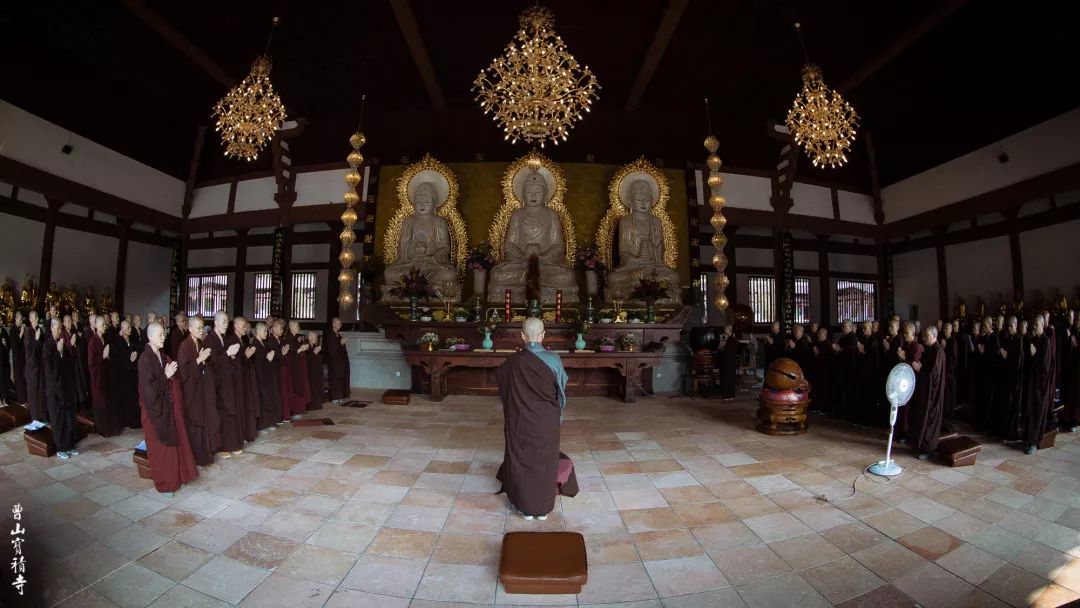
[869, 363, 916, 477]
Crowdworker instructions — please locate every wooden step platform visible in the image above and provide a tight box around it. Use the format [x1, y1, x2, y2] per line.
[382, 389, 411, 405]
[500, 532, 588, 595]
[133, 448, 152, 480]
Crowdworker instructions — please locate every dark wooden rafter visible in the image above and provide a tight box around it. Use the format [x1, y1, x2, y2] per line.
[865, 131, 885, 225]
[271, 118, 309, 214]
[934, 226, 948, 320]
[389, 0, 447, 112]
[830, 188, 841, 220]
[232, 228, 248, 317]
[625, 0, 689, 112]
[181, 126, 207, 220]
[697, 206, 879, 239]
[120, 0, 236, 89]
[1002, 206, 1024, 300]
[818, 235, 831, 325]
[37, 198, 63, 311]
[766, 121, 798, 218]
[0, 193, 173, 247]
[114, 219, 131, 311]
[727, 234, 877, 256]
[226, 180, 238, 214]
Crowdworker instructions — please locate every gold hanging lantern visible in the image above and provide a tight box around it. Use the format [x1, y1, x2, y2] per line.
[211, 18, 287, 161]
[472, 5, 600, 147]
[785, 23, 859, 169]
[704, 102, 729, 311]
[338, 97, 367, 311]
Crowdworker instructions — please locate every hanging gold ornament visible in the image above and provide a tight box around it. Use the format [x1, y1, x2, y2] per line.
[703, 100, 729, 311]
[785, 23, 859, 168]
[338, 98, 366, 310]
[347, 150, 364, 168]
[338, 291, 355, 307]
[473, 4, 600, 147]
[339, 249, 355, 269]
[211, 18, 286, 161]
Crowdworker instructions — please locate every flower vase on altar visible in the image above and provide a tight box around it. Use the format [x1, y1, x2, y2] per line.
[645, 302, 656, 323]
[574, 333, 586, 351]
[409, 297, 420, 322]
[482, 332, 494, 350]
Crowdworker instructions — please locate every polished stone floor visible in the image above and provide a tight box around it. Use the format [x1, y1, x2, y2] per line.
[3, 390, 1080, 608]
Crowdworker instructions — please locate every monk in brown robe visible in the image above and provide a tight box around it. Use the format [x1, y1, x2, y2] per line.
[324, 317, 350, 404]
[895, 322, 924, 442]
[908, 326, 945, 459]
[269, 321, 292, 423]
[138, 322, 198, 496]
[167, 313, 187, 360]
[42, 318, 80, 458]
[0, 325, 9, 405]
[941, 322, 959, 421]
[855, 321, 883, 426]
[791, 324, 815, 398]
[1022, 316, 1054, 454]
[11, 311, 27, 405]
[23, 310, 46, 426]
[207, 312, 244, 456]
[228, 317, 259, 442]
[285, 320, 312, 418]
[811, 327, 835, 414]
[176, 316, 219, 466]
[111, 320, 142, 429]
[252, 322, 282, 431]
[975, 316, 999, 429]
[718, 325, 739, 400]
[495, 318, 577, 520]
[1063, 313, 1080, 432]
[990, 316, 1024, 440]
[304, 331, 324, 410]
[88, 315, 121, 436]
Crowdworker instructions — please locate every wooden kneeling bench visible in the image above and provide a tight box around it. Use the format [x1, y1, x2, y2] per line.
[133, 448, 152, 480]
[500, 532, 588, 595]
[382, 389, 410, 405]
[25, 428, 56, 457]
[938, 435, 980, 467]
[0, 404, 31, 428]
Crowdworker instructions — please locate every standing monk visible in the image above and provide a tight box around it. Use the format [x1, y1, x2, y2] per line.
[269, 321, 292, 422]
[23, 310, 47, 428]
[88, 316, 121, 436]
[991, 317, 1024, 439]
[69, 315, 90, 413]
[304, 331, 325, 410]
[176, 317, 219, 466]
[895, 323, 924, 442]
[111, 320, 142, 429]
[855, 321, 882, 426]
[324, 317, 350, 404]
[1061, 314, 1080, 432]
[835, 321, 859, 422]
[43, 318, 80, 459]
[717, 325, 739, 400]
[207, 311, 244, 456]
[167, 313, 188, 360]
[763, 322, 787, 371]
[976, 316, 999, 429]
[941, 322, 959, 421]
[1022, 316, 1053, 455]
[227, 317, 259, 442]
[0, 324, 10, 405]
[138, 322, 198, 496]
[909, 326, 946, 460]
[285, 320, 311, 418]
[495, 318, 576, 520]
[10, 311, 27, 405]
[252, 322, 282, 431]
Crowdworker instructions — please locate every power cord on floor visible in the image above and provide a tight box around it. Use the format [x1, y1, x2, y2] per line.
[814, 464, 893, 503]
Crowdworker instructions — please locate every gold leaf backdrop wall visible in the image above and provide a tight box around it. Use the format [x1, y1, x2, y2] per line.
[374, 162, 691, 286]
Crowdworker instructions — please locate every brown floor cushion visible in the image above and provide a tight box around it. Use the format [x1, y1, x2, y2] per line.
[500, 531, 588, 595]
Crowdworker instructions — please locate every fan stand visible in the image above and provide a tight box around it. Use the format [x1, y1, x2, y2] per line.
[868, 402, 903, 477]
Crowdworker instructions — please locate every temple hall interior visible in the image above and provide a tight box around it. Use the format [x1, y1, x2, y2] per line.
[1, 1, 1080, 607]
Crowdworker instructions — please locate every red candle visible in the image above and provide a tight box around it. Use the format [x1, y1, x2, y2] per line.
[555, 290, 563, 322]
[504, 289, 512, 322]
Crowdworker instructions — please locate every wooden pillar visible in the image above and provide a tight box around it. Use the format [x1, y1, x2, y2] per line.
[876, 241, 888, 319]
[178, 236, 189, 316]
[935, 231, 948, 321]
[114, 219, 130, 312]
[327, 221, 342, 323]
[37, 198, 62, 313]
[818, 235, 831, 327]
[1004, 208, 1024, 301]
[279, 226, 293, 319]
[233, 228, 248, 318]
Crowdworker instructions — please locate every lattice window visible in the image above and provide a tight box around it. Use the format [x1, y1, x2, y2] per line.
[186, 274, 228, 318]
[836, 279, 876, 322]
[748, 276, 775, 323]
[794, 277, 811, 324]
[291, 272, 317, 320]
[253, 272, 272, 320]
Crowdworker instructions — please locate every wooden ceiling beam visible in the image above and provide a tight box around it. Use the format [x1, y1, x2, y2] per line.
[625, 0, 689, 113]
[0, 193, 175, 247]
[839, 0, 968, 92]
[120, 0, 237, 89]
[389, 0, 447, 112]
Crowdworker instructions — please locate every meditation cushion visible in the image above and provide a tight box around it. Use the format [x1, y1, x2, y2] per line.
[938, 435, 980, 467]
[500, 531, 588, 595]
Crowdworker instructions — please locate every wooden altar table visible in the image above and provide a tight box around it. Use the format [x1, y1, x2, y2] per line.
[402, 349, 662, 403]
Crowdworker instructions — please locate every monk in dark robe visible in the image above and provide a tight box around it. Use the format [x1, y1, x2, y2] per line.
[1061, 314, 1080, 432]
[252, 322, 282, 431]
[855, 321, 882, 426]
[990, 317, 1024, 440]
[88, 316, 121, 436]
[941, 322, 959, 420]
[811, 327, 835, 414]
[763, 322, 787, 371]
[65, 316, 90, 413]
[177, 317, 219, 466]
[957, 320, 975, 411]
[131, 315, 145, 351]
[718, 325, 739, 400]
[286, 320, 312, 418]
[228, 317, 259, 442]
[791, 325, 815, 396]
[138, 322, 198, 496]
[110, 321, 142, 429]
[909, 326, 946, 459]
[10, 312, 27, 405]
[304, 331, 325, 410]
[1044, 311, 1058, 410]
[43, 318, 79, 458]
[324, 317, 351, 404]
[495, 318, 577, 519]
[0, 325, 10, 405]
[207, 312, 244, 455]
[167, 313, 188, 360]
[23, 311, 46, 426]
[975, 317, 999, 429]
[896, 323, 924, 441]
[104, 312, 120, 345]
[269, 321, 293, 423]
[835, 321, 859, 422]
[1022, 316, 1054, 455]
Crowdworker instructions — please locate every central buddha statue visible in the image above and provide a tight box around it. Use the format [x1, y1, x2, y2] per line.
[604, 178, 680, 298]
[382, 181, 458, 299]
[488, 171, 579, 304]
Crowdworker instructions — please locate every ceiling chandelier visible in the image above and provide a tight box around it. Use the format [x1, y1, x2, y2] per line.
[784, 23, 859, 169]
[211, 17, 287, 161]
[473, 4, 600, 147]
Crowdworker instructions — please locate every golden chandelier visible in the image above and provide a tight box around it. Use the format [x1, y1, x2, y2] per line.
[784, 24, 858, 169]
[211, 18, 287, 161]
[473, 5, 599, 147]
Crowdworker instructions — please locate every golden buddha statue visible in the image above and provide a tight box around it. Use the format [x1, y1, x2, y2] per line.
[62, 286, 77, 315]
[0, 277, 14, 325]
[84, 287, 97, 315]
[20, 273, 37, 311]
[954, 294, 966, 319]
[101, 287, 114, 313]
[45, 282, 60, 313]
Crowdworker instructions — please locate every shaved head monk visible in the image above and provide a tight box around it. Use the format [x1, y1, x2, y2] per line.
[495, 318, 577, 521]
[138, 322, 197, 496]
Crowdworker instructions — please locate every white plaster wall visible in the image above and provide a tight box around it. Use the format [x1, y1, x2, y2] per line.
[189, 183, 231, 218]
[295, 170, 345, 206]
[16, 188, 47, 208]
[0, 101, 185, 216]
[838, 191, 875, 224]
[794, 250, 818, 271]
[248, 246, 272, 265]
[124, 241, 171, 316]
[736, 247, 773, 268]
[234, 177, 277, 212]
[790, 183, 833, 218]
[882, 107, 1080, 221]
[828, 253, 877, 274]
[1020, 218, 1080, 301]
[945, 237, 1011, 307]
[720, 173, 772, 211]
[292, 244, 329, 264]
[893, 248, 938, 322]
[51, 227, 118, 291]
[188, 248, 236, 268]
[0, 213, 44, 285]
